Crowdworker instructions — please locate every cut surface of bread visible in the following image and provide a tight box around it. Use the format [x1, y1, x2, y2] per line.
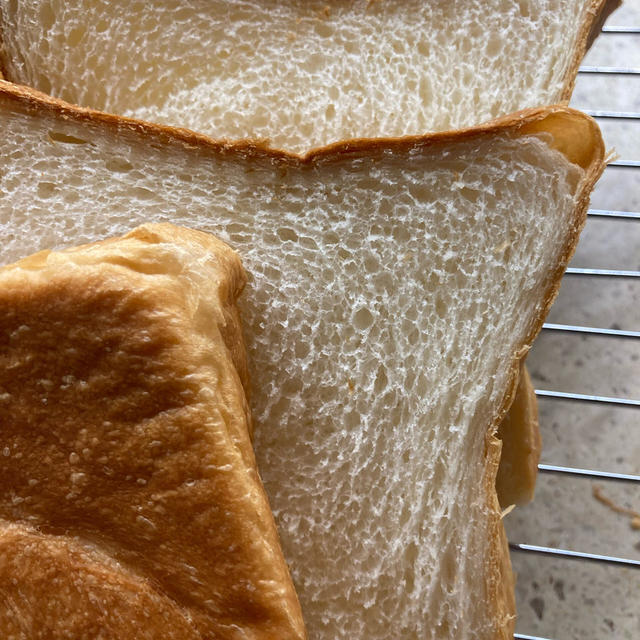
[0, 0, 616, 507]
[0, 83, 605, 639]
[0, 223, 306, 640]
[0, 0, 613, 153]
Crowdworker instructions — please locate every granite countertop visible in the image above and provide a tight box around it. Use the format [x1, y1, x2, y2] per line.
[504, 3, 640, 638]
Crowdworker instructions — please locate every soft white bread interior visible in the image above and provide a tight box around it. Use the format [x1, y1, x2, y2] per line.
[0, 84, 605, 639]
[0, 0, 615, 507]
[0, 0, 614, 153]
[0, 223, 306, 640]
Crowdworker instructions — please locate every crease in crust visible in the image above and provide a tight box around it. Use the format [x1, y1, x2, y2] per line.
[0, 521, 201, 640]
[0, 79, 605, 168]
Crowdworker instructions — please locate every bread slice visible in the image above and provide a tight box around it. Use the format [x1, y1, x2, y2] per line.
[0, 0, 617, 508]
[495, 363, 542, 507]
[0, 223, 306, 640]
[0, 82, 605, 638]
[0, 0, 616, 153]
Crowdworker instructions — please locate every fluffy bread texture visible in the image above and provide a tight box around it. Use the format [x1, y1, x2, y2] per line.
[0, 83, 605, 639]
[0, 0, 614, 154]
[0, 0, 617, 510]
[0, 223, 306, 640]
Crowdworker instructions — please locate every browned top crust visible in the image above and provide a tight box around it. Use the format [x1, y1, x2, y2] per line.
[0, 521, 201, 639]
[0, 223, 306, 640]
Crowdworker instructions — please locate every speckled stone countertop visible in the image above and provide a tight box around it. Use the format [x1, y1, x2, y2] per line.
[504, 3, 640, 639]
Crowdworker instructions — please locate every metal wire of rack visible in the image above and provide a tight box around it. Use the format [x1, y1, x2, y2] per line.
[508, 19, 640, 640]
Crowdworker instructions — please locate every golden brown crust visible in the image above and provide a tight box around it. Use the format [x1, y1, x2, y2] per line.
[496, 363, 542, 507]
[586, 0, 623, 50]
[0, 78, 602, 169]
[0, 521, 201, 640]
[482, 108, 605, 637]
[483, 435, 517, 640]
[0, 223, 306, 640]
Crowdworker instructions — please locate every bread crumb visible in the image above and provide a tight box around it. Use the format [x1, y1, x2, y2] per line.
[501, 504, 516, 519]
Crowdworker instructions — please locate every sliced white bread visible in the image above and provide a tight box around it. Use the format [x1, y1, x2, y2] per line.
[0, 0, 618, 507]
[0, 82, 605, 639]
[0, 0, 616, 152]
[0, 223, 306, 640]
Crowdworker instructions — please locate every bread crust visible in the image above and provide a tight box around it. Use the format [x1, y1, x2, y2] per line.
[0, 521, 202, 639]
[0, 81, 605, 637]
[496, 363, 542, 508]
[483, 436, 517, 640]
[0, 79, 604, 168]
[562, 0, 623, 100]
[0, 223, 306, 640]
[481, 112, 605, 638]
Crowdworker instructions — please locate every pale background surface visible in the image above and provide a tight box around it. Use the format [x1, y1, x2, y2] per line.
[505, 2, 640, 638]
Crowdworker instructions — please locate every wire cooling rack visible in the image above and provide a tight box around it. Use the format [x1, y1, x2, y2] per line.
[507, 15, 640, 640]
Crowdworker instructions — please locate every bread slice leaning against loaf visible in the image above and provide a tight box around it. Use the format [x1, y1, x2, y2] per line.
[0, 82, 605, 639]
[0, 0, 618, 508]
[0, 223, 306, 640]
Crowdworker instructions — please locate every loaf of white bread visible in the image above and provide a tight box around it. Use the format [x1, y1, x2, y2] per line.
[0, 223, 306, 640]
[0, 0, 618, 509]
[0, 82, 605, 638]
